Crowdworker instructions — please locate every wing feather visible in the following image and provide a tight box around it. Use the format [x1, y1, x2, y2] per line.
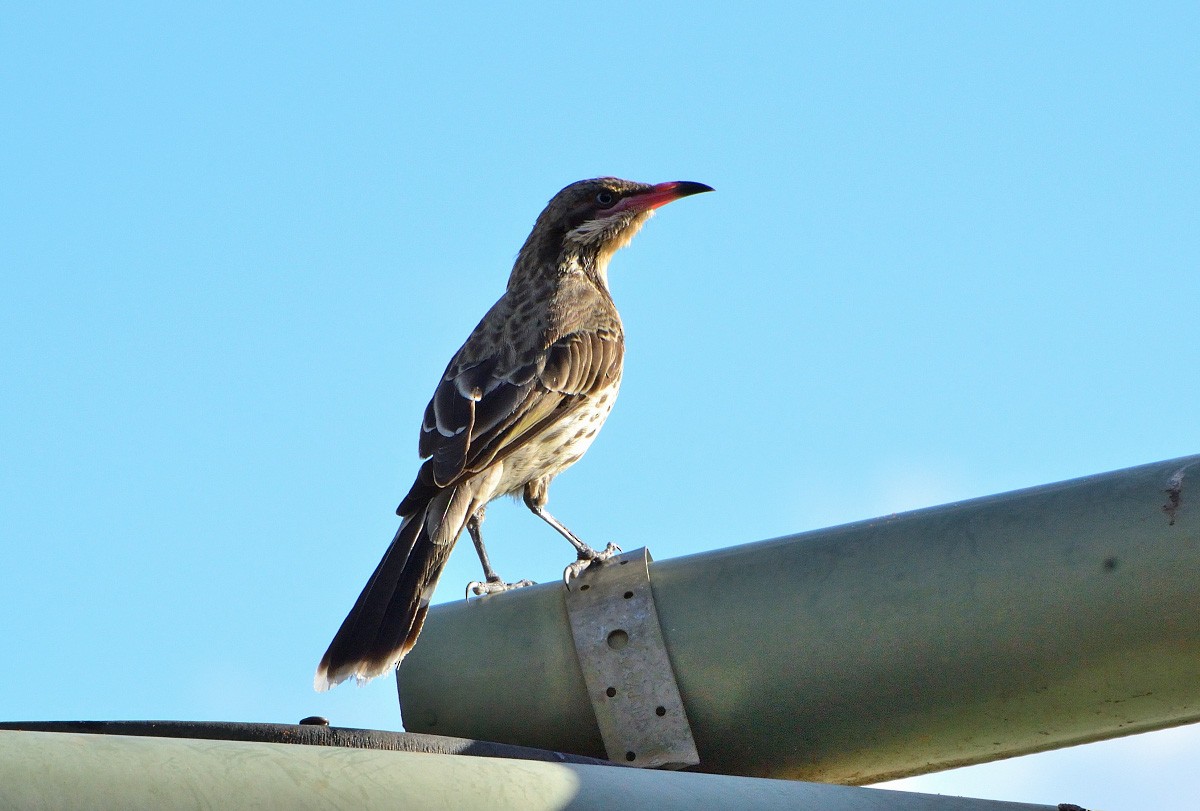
[412, 328, 623, 491]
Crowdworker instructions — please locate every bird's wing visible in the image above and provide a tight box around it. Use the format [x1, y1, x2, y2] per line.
[417, 328, 623, 488]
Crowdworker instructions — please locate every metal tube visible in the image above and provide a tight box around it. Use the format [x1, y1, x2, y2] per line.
[0, 730, 1056, 810]
[398, 455, 1200, 783]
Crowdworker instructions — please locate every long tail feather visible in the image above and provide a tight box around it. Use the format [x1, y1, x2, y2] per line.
[314, 485, 467, 690]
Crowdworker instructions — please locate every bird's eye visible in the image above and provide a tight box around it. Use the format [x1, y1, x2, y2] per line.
[595, 191, 616, 207]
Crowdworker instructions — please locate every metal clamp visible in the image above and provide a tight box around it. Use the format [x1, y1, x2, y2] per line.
[564, 547, 700, 769]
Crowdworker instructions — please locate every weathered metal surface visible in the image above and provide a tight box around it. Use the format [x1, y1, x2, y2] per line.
[398, 455, 1200, 783]
[564, 548, 699, 768]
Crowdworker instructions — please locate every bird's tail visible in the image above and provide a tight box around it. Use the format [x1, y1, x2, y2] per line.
[314, 484, 472, 691]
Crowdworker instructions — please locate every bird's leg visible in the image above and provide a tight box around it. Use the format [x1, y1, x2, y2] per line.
[464, 505, 535, 598]
[523, 479, 621, 586]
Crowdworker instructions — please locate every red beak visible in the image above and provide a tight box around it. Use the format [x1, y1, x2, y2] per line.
[614, 181, 714, 214]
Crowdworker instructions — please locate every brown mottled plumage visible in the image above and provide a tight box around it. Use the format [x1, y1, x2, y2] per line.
[315, 177, 712, 690]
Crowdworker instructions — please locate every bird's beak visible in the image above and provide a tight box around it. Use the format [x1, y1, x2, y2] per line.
[615, 181, 714, 214]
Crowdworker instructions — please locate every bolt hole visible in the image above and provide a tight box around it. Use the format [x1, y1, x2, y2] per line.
[623, 590, 634, 599]
[579, 584, 590, 591]
[655, 706, 666, 717]
[619, 559, 629, 565]
[605, 686, 617, 698]
[1104, 556, 1118, 571]
[625, 751, 636, 761]
[606, 629, 629, 650]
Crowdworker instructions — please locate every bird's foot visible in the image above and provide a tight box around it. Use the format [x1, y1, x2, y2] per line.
[562, 542, 622, 587]
[465, 577, 536, 599]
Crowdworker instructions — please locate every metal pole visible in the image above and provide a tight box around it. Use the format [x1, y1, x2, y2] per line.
[397, 455, 1200, 783]
[0, 729, 1058, 810]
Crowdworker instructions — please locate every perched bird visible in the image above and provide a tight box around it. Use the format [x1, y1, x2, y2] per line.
[315, 177, 713, 690]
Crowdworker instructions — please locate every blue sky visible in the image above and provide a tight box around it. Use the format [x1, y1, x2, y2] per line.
[2, 3, 1197, 807]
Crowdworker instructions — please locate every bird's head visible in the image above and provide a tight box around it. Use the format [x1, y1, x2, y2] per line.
[521, 177, 713, 277]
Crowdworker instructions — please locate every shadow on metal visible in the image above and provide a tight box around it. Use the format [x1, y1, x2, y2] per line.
[0, 720, 615, 767]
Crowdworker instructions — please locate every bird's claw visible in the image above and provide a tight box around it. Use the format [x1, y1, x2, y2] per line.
[563, 542, 623, 588]
[465, 578, 536, 600]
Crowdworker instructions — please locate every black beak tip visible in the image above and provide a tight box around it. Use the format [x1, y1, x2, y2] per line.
[675, 181, 715, 197]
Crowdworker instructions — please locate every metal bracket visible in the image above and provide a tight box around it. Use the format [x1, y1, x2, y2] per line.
[564, 547, 700, 769]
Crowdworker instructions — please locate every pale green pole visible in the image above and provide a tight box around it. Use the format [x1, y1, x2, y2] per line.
[398, 455, 1200, 783]
[0, 730, 1058, 810]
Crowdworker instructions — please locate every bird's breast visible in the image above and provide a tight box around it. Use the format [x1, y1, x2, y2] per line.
[494, 378, 622, 496]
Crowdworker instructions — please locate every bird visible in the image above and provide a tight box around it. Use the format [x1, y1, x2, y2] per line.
[314, 177, 713, 690]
